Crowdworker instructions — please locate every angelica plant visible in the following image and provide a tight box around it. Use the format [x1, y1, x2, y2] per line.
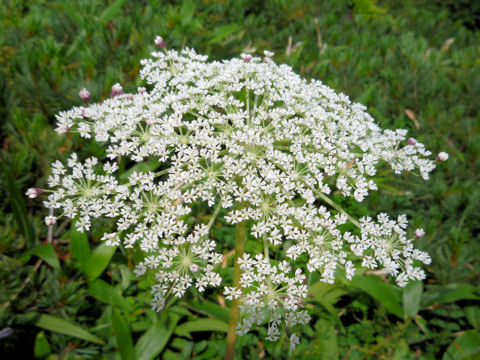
[29, 37, 446, 358]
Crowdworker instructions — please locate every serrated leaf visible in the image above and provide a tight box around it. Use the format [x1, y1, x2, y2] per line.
[350, 275, 403, 318]
[32, 313, 104, 345]
[112, 309, 134, 360]
[422, 284, 480, 306]
[88, 279, 131, 312]
[174, 319, 228, 337]
[135, 313, 179, 360]
[25, 243, 60, 271]
[403, 281, 423, 319]
[84, 243, 117, 281]
[443, 330, 480, 360]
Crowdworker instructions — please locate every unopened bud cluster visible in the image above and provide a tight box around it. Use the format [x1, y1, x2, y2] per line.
[38, 40, 444, 349]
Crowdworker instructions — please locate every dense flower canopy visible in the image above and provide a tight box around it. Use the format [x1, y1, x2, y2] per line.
[45, 47, 435, 346]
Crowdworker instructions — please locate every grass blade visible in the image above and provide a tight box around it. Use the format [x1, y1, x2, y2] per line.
[112, 309, 134, 360]
[5, 170, 35, 248]
[32, 313, 104, 345]
[135, 313, 179, 360]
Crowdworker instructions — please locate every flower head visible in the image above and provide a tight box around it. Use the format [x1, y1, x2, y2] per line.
[46, 47, 437, 347]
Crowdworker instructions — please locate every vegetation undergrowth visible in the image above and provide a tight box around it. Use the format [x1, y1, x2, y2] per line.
[1, 0, 479, 359]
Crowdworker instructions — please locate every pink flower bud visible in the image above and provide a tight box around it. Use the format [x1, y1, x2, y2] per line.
[110, 83, 124, 98]
[436, 152, 449, 162]
[154, 36, 166, 49]
[414, 228, 425, 239]
[189, 264, 199, 272]
[138, 87, 146, 94]
[408, 138, 417, 146]
[26, 188, 42, 198]
[241, 54, 252, 63]
[45, 215, 56, 226]
[79, 88, 91, 102]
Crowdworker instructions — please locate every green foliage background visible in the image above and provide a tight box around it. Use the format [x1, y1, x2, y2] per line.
[1, 0, 479, 359]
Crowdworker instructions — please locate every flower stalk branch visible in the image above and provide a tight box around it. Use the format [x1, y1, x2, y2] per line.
[225, 206, 246, 360]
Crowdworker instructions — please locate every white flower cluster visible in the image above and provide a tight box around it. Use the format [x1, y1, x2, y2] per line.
[46, 46, 436, 346]
[229, 254, 310, 350]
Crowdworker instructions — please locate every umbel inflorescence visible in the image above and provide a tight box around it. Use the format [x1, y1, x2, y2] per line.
[33, 39, 444, 350]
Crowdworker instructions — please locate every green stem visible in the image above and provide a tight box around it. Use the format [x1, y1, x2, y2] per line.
[314, 190, 362, 229]
[207, 199, 223, 230]
[225, 212, 246, 360]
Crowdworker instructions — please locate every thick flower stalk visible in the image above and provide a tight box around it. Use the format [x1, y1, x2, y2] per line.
[39, 43, 439, 352]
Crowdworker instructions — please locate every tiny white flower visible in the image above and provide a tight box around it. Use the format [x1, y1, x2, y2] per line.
[289, 333, 300, 351]
[436, 152, 449, 161]
[414, 228, 425, 238]
[241, 53, 252, 63]
[45, 215, 56, 226]
[79, 88, 91, 102]
[154, 35, 166, 49]
[26, 188, 42, 198]
[189, 264, 199, 272]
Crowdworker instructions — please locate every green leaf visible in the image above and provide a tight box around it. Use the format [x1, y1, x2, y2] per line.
[312, 318, 339, 360]
[422, 284, 480, 306]
[208, 24, 240, 45]
[61, 2, 86, 28]
[180, 0, 195, 26]
[174, 319, 228, 337]
[465, 307, 480, 330]
[98, 0, 127, 25]
[88, 279, 131, 312]
[393, 339, 410, 360]
[135, 313, 179, 360]
[443, 330, 480, 360]
[189, 300, 230, 323]
[403, 281, 423, 319]
[309, 282, 347, 318]
[350, 275, 403, 318]
[69, 225, 90, 272]
[25, 243, 60, 271]
[119, 161, 161, 182]
[34, 331, 51, 358]
[170, 337, 193, 358]
[112, 309, 134, 360]
[5, 170, 35, 248]
[84, 243, 117, 281]
[32, 313, 104, 345]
